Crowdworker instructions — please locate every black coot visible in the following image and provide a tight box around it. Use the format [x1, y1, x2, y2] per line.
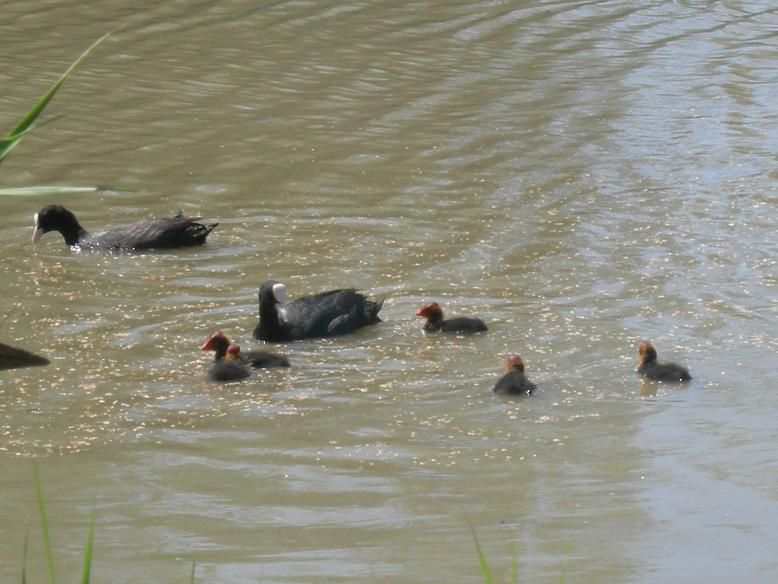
[0, 342, 49, 371]
[32, 205, 217, 250]
[416, 302, 488, 334]
[200, 331, 290, 368]
[208, 343, 251, 382]
[253, 281, 383, 342]
[637, 342, 691, 382]
[493, 354, 536, 396]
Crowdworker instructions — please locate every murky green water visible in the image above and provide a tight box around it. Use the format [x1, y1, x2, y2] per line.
[2, 1, 777, 582]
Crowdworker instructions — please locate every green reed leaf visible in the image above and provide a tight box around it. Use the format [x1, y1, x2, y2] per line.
[509, 541, 519, 584]
[32, 462, 56, 584]
[468, 521, 493, 584]
[0, 186, 101, 196]
[20, 533, 28, 584]
[0, 184, 137, 196]
[1, 33, 109, 167]
[80, 505, 95, 584]
[0, 130, 30, 164]
[7, 33, 110, 137]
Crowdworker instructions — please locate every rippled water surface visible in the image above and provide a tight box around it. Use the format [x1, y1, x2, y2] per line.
[2, 1, 777, 582]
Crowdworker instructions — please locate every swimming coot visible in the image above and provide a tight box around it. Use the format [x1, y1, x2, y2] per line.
[637, 342, 691, 382]
[493, 354, 536, 396]
[208, 343, 251, 382]
[200, 331, 290, 368]
[32, 205, 217, 250]
[0, 342, 49, 371]
[416, 302, 488, 334]
[253, 281, 383, 342]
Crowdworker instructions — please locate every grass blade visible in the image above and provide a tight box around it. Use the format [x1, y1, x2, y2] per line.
[0, 185, 137, 196]
[0, 33, 110, 166]
[0, 132, 28, 163]
[0, 186, 101, 196]
[0, 116, 66, 163]
[509, 541, 518, 584]
[7, 33, 110, 138]
[80, 505, 95, 584]
[468, 521, 493, 584]
[32, 462, 56, 584]
[20, 533, 29, 584]
[189, 561, 196, 583]
[0, 134, 24, 160]
[557, 562, 568, 583]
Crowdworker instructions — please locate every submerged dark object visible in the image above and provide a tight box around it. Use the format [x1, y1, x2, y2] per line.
[200, 331, 290, 368]
[253, 281, 384, 342]
[32, 205, 217, 250]
[416, 302, 488, 334]
[207, 343, 251, 382]
[637, 342, 691, 382]
[0, 342, 49, 371]
[493, 354, 535, 396]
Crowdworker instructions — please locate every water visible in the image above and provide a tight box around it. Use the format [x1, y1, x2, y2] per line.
[1, 1, 777, 582]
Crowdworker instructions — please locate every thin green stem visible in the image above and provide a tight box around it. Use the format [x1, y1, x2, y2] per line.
[20, 533, 29, 584]
[8, 33, 110, 137]
[80, 505, 95, 584]
[1, 33, 110, 165]
[467, 520, 493, 584]
[32, 462, 56, 584]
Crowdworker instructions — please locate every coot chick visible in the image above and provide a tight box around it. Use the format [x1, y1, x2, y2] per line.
[253, 281, 383, 342]
[200, 331, 290, 368]
[32, 205, 217, 250]
[493, 354, 536, 396]
[637, 342, 691, 382]
[0, 342, 49, 371]
[208, 343, 251, 382]
[416, 302, 488, 334]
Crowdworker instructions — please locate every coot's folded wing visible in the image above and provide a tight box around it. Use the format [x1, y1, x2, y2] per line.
[283, 289, 365, 338]
[88, 215, 217, 249]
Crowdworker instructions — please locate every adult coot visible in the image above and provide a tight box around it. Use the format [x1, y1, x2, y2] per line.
[637, 342, 691, 382]
[253, 281, 383, 342]
[416, 302, 488, 334]
[200, 331, 290, 368]
[493, 354, 536, 396]
[32, 205, 217, 250]
[208, 343, 251, 382]
[0, 342, 49, 371]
